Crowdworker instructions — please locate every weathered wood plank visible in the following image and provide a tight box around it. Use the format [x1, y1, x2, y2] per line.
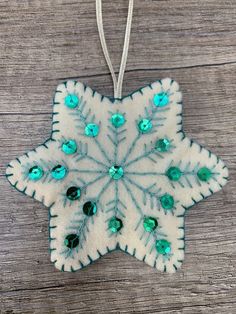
[1, 0, 236, 115]
[0, 0, 236, 313]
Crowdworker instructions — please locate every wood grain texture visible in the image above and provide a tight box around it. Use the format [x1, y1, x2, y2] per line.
[0, 0, 235, 313]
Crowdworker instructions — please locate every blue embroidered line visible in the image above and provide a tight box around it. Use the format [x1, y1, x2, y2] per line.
[121, 178, 143, 215]
[85, 154, 108, 169]
[72, 169, 107, 174]
[82, 173, 107, 191]
[121, 133, 141, 165]
[124, 176, 161, 210]
[96, 177, 113, 201]
[94, 137, 112, 164]
[105, 181, 126, 218]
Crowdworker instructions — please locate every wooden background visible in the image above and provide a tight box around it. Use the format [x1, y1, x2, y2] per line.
[0, 0, 235, 313]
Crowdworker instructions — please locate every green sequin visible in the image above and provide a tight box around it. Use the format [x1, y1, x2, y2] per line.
[109, 165, 124, 180]
[83, 201, 97, 216]
[66, 186, 81, 201]
[108, 217, 123, 233]
[62, 140, 77, 155]
[51, 165, 67, 180]
[64, 94, 79, 108]
[84, 123, 100, 137]
[197, 167, 212, 182]
[138, 119, 152, 133]
[28, 166, 44, 181]
[111, 113, 126, 128]
[155, 239, 171, 255]
[153, 92, 169, 107]
[166, 166, 182, 181]
[64, 234, 79, 249]
[155, 138, 171, 152]
[143, 216, 158, 232]
[160, 194, 174, 210]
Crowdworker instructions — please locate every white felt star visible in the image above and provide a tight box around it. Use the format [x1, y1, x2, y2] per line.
[6, 78, 228, 273]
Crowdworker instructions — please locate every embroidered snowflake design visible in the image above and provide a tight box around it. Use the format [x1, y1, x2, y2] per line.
[6, 78, 228, 273]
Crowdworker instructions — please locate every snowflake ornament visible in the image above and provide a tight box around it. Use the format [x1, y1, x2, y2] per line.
[6, 78, 228, 273]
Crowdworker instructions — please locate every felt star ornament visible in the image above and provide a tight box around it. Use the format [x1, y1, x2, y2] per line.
[6, 78, 228, 273]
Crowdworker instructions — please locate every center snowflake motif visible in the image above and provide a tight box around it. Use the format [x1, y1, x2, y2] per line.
[6, 78, 228, 273]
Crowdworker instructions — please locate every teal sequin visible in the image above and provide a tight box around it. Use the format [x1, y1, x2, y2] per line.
[28, 166, 44, 181]
[84, 123, 100, 137]
[62, 140, 77, 155]
[83, 201, 97, 216]
[153, 92, 169, 107]
[155, 138, 171, 152]
[111, 113, 126, 128]
[64, 234, 79, 249]
[155, 239, 171, 255]
[108, 217, 123, 233]
[64, 94, 79, 108]
[166, 166, 182, 181]
[66, 186, 81, 201]
[51, 165, 67, 180]
[197, 167, 212, 182]
[109, 165, 124, 180]
[138, 119, 152, 133]
[160, 194, 174, 210]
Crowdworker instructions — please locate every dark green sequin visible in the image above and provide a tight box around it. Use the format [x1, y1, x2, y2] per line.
[51, 165, 67, 180]
[166, 166, 182, 181]
[83, 201, 97, 216]
[64, 234, 79, 249]
[28, 166, 44, 181]
[66, 186, 81, 201]
[160, 194, 174, 210]
[108, 217, 123, 233]
[155, 239, 171, 255]
[197, 167, 212, 182]
[143, 216, 158, 232]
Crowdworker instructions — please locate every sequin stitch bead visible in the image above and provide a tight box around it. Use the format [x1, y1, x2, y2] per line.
[64, 234, 79, 249]
[156, 239, 171, 255]
[66, 186, 81, 201]
[108, 217, 123, 233]
[138, 119, 152, 133]
[160, 194, 174, 210]
[111, 113, 126, 128]
[153, 92, 169, 107]
[83, 201, 97, 216]
[28, 166, 44, 181]
[64, 94, 79, 108]
[109, 166, 124, 180]
[84, 123, 100, 137]
[155, 138, 171, 152]
[197, 167, 212, 182]
[166, 166, 182, 181]
[143, 217, 158, 232]
[62, 140, 77, 155]
[51, 165, 67, 180]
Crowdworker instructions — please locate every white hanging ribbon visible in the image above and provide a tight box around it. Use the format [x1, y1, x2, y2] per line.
[96, 0, 134, 98]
